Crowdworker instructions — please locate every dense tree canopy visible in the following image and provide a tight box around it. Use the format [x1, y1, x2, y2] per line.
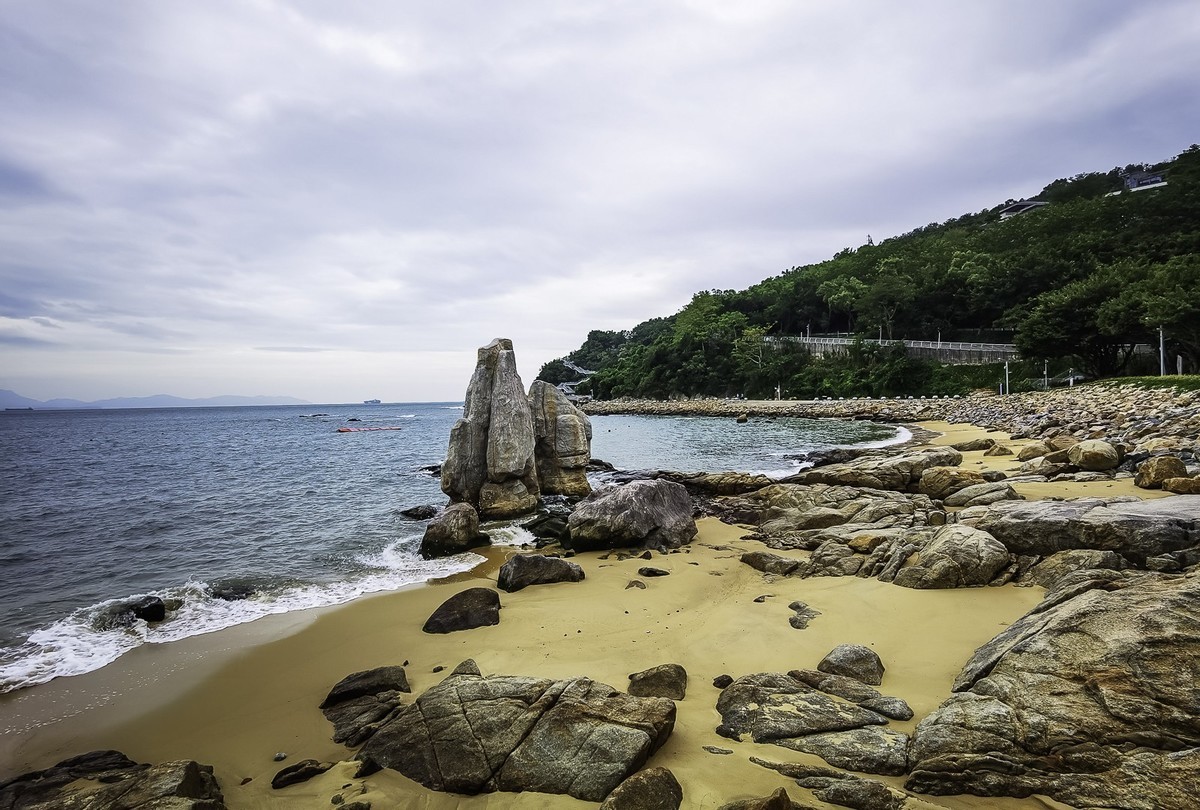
[539, 146, 1200, 399]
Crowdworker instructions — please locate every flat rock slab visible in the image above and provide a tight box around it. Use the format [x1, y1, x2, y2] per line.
[354, 660, 676, 802]
[963, 495, 1200, 560]
[774, 726, 909, 775]
[715, 672, 888, 744]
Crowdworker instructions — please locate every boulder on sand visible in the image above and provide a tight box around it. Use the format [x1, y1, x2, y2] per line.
[497, 554, 585, 592]
[816, 644, 885, 685]
[422, 587, 501, 634]
[567, 480, 697, 552]
[441, 338, 540, 519]
[353, 661, 676, 802]
[1067, 439, 1120, 471]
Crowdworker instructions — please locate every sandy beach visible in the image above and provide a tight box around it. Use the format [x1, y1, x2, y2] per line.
[0, 419, 1178, 808]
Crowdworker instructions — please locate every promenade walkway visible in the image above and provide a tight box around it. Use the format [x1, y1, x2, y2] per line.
[770, 335, 1019, 364]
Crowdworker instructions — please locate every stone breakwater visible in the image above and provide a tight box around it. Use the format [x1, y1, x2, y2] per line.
[582, 382, 1200, 455]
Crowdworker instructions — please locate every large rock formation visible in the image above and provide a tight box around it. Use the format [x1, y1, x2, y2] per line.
[906, 572, 1200, 809]
[529, 380, 592, 497]
[442, 339, 540, 519]
[567, 480, 697, 552]
[353, 660, 676, 802]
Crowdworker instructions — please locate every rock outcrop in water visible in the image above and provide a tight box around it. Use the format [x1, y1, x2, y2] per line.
[528, 380, 592, 497]
[441, 339, 541, 519]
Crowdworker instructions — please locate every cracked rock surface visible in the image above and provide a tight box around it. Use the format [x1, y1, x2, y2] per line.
[352, 659, 676, 802]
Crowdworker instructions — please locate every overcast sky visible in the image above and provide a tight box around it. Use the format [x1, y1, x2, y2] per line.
[2, 1, 1198, 403]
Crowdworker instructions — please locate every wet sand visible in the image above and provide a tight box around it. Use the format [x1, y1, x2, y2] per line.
[0, 420, 1160, 808]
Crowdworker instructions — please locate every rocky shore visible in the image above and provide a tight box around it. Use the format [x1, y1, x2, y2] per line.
[5, 380, 1200, 809]
[583, 381, 1200, 456]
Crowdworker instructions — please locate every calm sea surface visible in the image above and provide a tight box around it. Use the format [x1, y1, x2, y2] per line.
[0, 403, 903, 692]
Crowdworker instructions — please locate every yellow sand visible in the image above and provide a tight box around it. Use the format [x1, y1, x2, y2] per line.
[1, 419, 1171, 809]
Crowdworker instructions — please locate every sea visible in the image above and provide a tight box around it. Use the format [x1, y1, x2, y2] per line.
[0, 403, 905, 694]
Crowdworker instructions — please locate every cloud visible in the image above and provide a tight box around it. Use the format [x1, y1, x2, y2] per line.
[0, 0, 1198, 400]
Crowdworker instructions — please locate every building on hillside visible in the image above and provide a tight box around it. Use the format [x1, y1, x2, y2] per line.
[998, 199, 1049, 219]
[1122, 169, 1168, 191]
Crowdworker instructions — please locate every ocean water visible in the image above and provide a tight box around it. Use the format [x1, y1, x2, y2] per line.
[0, 404, 904, 693]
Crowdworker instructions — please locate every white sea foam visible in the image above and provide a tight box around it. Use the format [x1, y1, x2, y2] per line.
[0, 542, 484, 694]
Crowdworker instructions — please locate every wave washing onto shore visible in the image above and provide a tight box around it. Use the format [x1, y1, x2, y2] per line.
[0, 403, 905, 695]
[0, 540, 486, 694]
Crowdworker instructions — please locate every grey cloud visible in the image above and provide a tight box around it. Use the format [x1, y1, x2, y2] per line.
[1, 1, 1197, 400]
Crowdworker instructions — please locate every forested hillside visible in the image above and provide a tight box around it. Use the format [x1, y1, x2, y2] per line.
[539, 146, 1200, 400]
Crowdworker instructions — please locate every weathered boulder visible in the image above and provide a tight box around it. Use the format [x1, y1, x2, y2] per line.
[817, 645, 884, 685]
[598, 767, 683, 810]
[628, 664, 687, 700]
[941, 481, 1021, 508]
[272, 759, 334, 789]
[419, 503, 490, 559]
[778, 726, 909, 776]
[1024, 548, 1126, 588]
[1017, 441, 1051, 461]
[950, 437, 996, 452]
[1164, 476, 1200, 494]
[529, 380, 592, 498]
[918, 466, 986, 500]
[354, 661, 676, 802]
[782, 447, 963, 491]
[906, 573, 1200, 809]
[892, 525, 1010, 589]
[442, 338, 540, 519]
[1134, 455, 1188, 489]
[740, 551, 802, 577]
[715, 673, 888, 744]
[1067, 439, 1120, 471]
[960, 495, 1200, 561]
[0, 751, 226, 810]
[321, 666, 412, 747]
[567, 480, 696, 552]
[422, 587, 501, 634]
[983, 443, 1014, 457]
[497, 553, 585, 592]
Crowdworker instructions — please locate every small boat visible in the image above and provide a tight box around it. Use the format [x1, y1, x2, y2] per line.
[363, 399, 382, 404]
[336, 426, 403, 433]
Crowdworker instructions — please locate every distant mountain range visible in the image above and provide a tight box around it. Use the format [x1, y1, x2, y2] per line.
[0, 389, 310, 410]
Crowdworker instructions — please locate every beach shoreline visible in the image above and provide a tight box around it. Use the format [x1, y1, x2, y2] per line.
[0, 415, 1185, 808]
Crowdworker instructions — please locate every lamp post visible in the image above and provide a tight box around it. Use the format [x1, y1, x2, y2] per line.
[1004, 360, 1010, 395]
[1160, 325, 1166, 376]
[1043, 360, 1048, 390]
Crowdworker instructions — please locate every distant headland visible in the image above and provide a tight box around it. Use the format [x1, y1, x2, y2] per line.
[0, 389, 309, 410]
